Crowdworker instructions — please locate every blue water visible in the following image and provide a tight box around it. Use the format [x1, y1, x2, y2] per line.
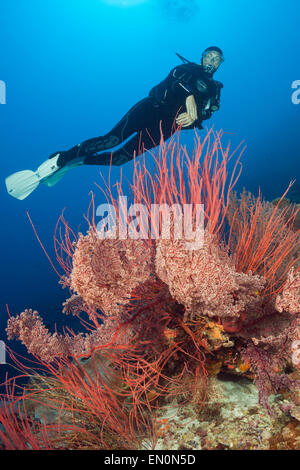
[0, 0, 299, 382]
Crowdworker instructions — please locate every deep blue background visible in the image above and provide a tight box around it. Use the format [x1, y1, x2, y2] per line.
[0, 0, 299, 380]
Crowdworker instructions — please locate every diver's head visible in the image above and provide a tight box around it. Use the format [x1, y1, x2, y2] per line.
[201, 46, 224, 74]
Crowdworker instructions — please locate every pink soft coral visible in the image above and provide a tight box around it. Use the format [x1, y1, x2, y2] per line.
[6, 309, 134, 362]
[70, 230, 154, 315]
[155, 229, 265, 323]
[275, 268, 300, 315]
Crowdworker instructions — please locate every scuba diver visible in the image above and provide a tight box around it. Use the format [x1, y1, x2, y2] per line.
[5, 46, 224, 200]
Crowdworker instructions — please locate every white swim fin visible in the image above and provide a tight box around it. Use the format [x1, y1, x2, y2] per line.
[6, 154, 84, 200]
[5, 170, 40, 200]
[41, 157, 84, 187]
[6, 154, 60, 200]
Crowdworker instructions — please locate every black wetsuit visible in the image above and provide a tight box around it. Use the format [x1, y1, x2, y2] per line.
[57, 62, 223, 168]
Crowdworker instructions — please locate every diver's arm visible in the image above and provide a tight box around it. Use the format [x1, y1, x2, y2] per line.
[185, 94, 198, 120]
[181, 95, 209, 129]
[169, 64, 198, 99]
[176, 95, 198, 126]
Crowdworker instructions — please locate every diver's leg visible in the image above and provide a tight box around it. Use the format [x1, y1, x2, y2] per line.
[56, 97, 158, 168]
[84, 132, 145, 166]
[84, 115, 176, 166]
[5, 108, 178, 200]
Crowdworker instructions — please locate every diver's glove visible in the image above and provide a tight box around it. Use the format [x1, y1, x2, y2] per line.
[176, 112, 196, 127]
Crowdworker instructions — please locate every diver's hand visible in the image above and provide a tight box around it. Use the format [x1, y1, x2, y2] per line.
[185, 95, 198, 121]
[176, 112, 196, 127]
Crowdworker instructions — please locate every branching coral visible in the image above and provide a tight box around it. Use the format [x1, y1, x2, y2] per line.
[155, 229, 265, 323]
[6, 309, 135, 362]
[70, 231, 155, 316]
[275, 268, 300, 315]
[241, 342, 298, 415]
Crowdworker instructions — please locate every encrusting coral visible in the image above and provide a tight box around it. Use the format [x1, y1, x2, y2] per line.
[2, 128, 300, 450]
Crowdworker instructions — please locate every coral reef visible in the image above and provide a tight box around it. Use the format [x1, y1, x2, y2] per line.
[154, 374, 298, 450]
[2, 128, 300, 450]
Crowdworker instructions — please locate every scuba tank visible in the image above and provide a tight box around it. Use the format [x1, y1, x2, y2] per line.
[175, 52, 197, 65]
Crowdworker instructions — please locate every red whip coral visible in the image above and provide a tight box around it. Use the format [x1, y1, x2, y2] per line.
[227, 189, 300, 298]
[127, 127, 244, 240]
[0, 388, 57, 450]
